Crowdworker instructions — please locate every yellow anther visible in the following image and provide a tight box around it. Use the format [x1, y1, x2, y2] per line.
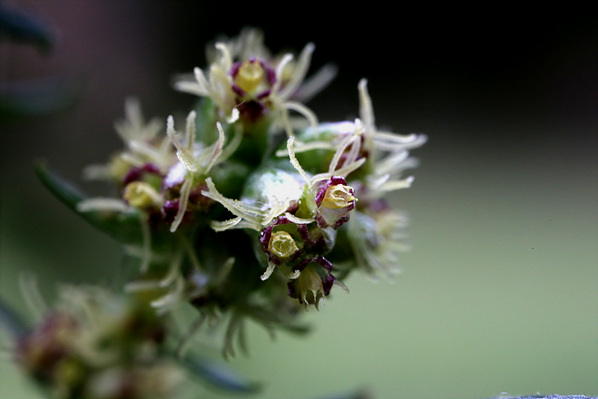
[123, 182, 162, 208]
[320, 184, 356, 209]
[268, 231, 299, 259]
[235, 60, 264, 94]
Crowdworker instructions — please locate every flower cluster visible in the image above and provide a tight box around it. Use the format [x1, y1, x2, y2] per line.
[14, 286, 183, 399]
[35, 28, 426, 358]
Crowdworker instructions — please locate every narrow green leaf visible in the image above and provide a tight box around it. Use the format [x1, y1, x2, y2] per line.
[178, 354, 261, 394]
[34, 162, 144, 245]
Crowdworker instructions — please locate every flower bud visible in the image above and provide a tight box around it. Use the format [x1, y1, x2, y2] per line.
[234, 59, 265, 95]
[268, 231, 299, 259]
[123, 182, 163, 209]
[314, 177, 356, 229]
[287, 264, 335, 309]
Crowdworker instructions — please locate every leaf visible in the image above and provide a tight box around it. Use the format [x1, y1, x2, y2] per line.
[178, 353, 261, 394]
[0, 297, 28, 339]
[34, 162, 145, 245]
[0, 2, 53, 51]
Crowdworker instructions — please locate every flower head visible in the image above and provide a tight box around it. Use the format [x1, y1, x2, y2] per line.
[287, 264, 335, 309]
[174, 28, 335, 137]
[34, 27, 426, 357]
[15, 286, 182, 399]
[83, 99, 173, 183]
[201, 133, 363, 305]
[162, 112, 241, 232]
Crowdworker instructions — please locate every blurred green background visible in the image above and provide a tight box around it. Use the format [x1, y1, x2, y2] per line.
[1, 2, 597, 398]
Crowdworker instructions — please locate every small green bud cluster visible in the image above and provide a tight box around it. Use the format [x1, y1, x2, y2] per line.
[37, 28, 426, 357]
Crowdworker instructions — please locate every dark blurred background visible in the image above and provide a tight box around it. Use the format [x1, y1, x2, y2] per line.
[1, 2, 597, 398]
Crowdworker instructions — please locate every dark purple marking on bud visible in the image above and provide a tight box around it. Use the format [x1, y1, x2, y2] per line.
[123, 163, 162, 186]
[315, 257, 334, 271]
[122, 163, 163, 186]
[326, 212, 352, 230]
[236, 100, 268, 122]
[256, 89, 271, 99]
[263, 64, 276, 85]
[296, 256, 333, 272]
[230, 61, 242, 77]
[161, 199, 180, 224]
[297, 224, 312, 244]
[286, 200, 299, 214]
[232, 84, 246, 97]
[259, 225, 276, 263]
[123, 168, 143, 185]
[321, 272, 336, 296]
[315, 214, 327, 229]
[143, 163, 161, 174]
[292, 255, 332, 273]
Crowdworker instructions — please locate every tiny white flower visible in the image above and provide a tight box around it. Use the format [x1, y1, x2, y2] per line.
[173, 30, 334, 137]
[83, 99, 173, 181]
[357, 79, 427, 200]
[164, 112, 241, 232]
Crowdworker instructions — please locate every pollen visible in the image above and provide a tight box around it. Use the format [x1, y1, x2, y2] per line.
[268, 231, 299, 259]
[235, 59, 264, 94]
[123, 181, 163, 208]
[320, 184, 356, 209]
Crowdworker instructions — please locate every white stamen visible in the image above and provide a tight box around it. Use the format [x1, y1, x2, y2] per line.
[260, 263, 277, 281]
[76, 198, 132, 213]
[211, 216, 243, 232]
[279, 42, 314, 100]
[202, 178, 264, 230]
[284, 212, 314, 225]
[358, 78, 375, 129]
[286, 136, 309, 184]
[273, 53, 294, 95]
[170, 178, 193, 232]
[284, 101, 318, 132]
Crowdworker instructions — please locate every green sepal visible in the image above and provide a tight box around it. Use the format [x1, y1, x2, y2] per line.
[176, 353, 261, 394]
[193, 98, 218, 146]
[208, 159, 251, 200]
[35, 162, 144, 245]
[0, 296, 29, 339]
